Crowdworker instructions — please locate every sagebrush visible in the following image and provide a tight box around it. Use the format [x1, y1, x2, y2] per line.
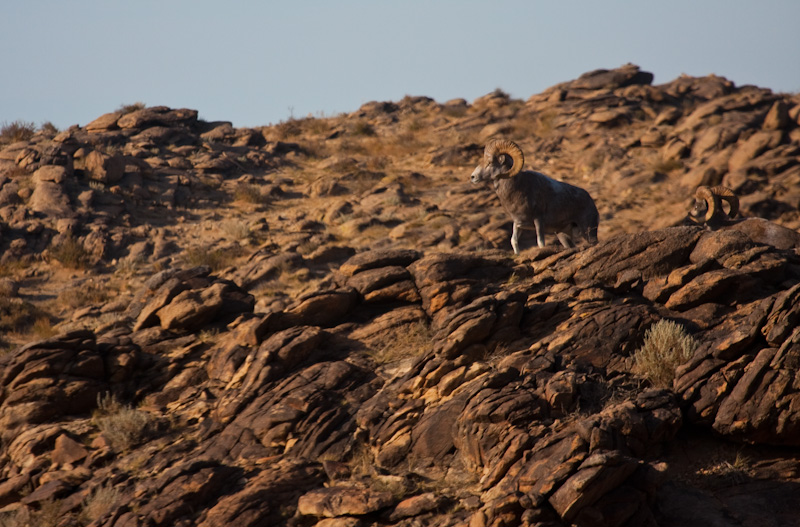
[634, 319, 698, 388]
[93, 393, 155, 451]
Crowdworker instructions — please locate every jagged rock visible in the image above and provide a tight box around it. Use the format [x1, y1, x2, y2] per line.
[338, 248, 422, 277]
[85, 111, 123, 132]
[84, 150, 126, 184]
[728, 130, 784, 172]
[155, 280, 254, 331]
[389, 492, 443, 520]
[2, 71, 800, 527]
[297, 486, 395, 517]
[554, 227, 706, 287]
[29, 165, 73, 217]
[280, 287, 359, 328]
[117, 106, 198, 130]
[568, 64, 654, 91]
[134, 460, 240, 525]
[198, 458, 324, 526]
[51, 433, 89, 466]
[0, 330, 105, 442]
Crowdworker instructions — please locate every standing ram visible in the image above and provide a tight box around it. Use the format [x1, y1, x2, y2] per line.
[471, 139, 599, 254]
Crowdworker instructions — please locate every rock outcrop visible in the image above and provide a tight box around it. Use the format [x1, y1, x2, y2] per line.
[1, 65, 800, 526]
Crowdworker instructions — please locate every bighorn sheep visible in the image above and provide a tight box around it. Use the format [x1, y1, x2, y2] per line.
[688, 185, 740, 228]
[689, 185, 800, 249]
[471, 139, 599, 254]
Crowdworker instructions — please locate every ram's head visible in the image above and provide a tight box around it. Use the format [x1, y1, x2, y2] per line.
[471, 139, 524, 184]
[689, 185, 739, 226]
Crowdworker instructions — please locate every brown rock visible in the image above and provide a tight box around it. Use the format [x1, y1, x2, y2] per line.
[52, 433, 89, 466]
[156, 282, 229, 331]
[689, 229, 755, 263]
[557, 227, 705, 286]
[728, 130, 783, 172]
[138, 462, 239, 525]
[762, 100, 790, 130]
[338, 248, 421, 277]
[117, 106, 198, 129]
[20, 479, 73, 505]
[665, 269, 740, 310]
[389, 492, 442, 520]
[84, 150, 126, 184]
[30, 165, 73, 217]
[85, 111, 123, 132]
[569, 64, 653, 90]
[282, 288, 358, 327]
[313, 518, 363, 527]
[548, 452, 640, 522]
[297, 486, 394, 517]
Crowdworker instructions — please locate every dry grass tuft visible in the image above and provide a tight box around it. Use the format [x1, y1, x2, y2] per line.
[93, 393, 155, 452]
[184, 244, 245, 271]
[80, 482, 121, 524]
[117, 102, 146, 114]
[352, 121, 376, 137]
[49, 236, 91, 270]
[220, 219, 252, 241]
[652, 158, 684, 174]
[0, 298, 54, 340]
[633, 319, 697, 388]
[57, 282, 110, 311]
[0, 499, 63, 527]
[233, 183, 268, 205]
[694, 452, 753, 485]
[368, 320, 432, 364]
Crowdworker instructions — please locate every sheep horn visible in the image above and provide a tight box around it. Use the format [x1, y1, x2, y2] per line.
[485, 140, 524, 178]
[694, 186, 719, 223]
[708, 185, 739, 219]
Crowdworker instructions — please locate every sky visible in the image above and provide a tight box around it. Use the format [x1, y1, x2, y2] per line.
[2, 1, 799, 131]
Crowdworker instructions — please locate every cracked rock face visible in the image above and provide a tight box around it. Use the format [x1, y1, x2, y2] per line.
[1, 64, 800, 526]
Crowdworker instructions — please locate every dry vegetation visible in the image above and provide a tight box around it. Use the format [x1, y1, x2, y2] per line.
[92, 394, 156, 452]
[633, 319, 698, 388]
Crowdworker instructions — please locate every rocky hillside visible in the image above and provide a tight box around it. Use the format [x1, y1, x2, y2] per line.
[0, 64, 799, 527]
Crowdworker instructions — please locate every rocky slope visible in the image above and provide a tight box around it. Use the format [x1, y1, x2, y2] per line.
[1, 64, 799, 526]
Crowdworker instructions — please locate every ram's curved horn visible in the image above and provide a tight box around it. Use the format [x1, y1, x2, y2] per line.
[709, 185, 739, 219]
[485, 140, 524, 178]
[695, 186, 721, 223]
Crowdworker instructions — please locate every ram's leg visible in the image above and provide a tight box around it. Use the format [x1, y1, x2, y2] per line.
[557, 232, 574, 248]
[511, 220, 522, 254]
[533, 219, 546, 248]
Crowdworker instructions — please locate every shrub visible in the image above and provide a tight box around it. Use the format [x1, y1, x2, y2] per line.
[352, 121, 376, 137]
[57, 282, 110, 311]
[0, 297, 48, 334]
[368, 320, 432, 364]
[220, 219, 252, 240]
[117, 102, 146, 114]
[184, 244, 244, 271]
[49, 236, 91, 269]
[634, 319, 698, 388]
[39, 121, 59, 136]
[93, 393, 155, 451]
[81, 482, 121, 524]
[0, 499, 63, 527]
[233, 183, 267, 205]
[0, 120, 36, 144]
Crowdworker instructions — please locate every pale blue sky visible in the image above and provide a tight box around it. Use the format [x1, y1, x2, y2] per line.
[2, 1, 798, 130]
